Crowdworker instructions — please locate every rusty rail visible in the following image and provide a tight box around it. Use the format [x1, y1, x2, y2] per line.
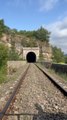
[0, 64, 30, 120]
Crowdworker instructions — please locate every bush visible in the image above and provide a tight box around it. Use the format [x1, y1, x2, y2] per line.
[8, 50, 19, 60]
[0, 65, 7, 84]
[0, 43, 8, 84]
[0, 43, 8, 67]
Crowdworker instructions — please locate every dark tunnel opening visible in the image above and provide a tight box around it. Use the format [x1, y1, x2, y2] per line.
[26, 52, 36, 63]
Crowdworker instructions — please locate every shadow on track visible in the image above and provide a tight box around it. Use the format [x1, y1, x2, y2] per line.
[0, 103, 67, 120]
[33, 103, 67, 120]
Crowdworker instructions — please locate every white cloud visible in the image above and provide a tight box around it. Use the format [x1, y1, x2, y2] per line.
[39, 0, 59, 11]
[46, 17, 67, 53]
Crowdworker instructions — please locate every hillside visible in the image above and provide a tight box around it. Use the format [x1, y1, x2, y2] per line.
[0, 19, 52, 61]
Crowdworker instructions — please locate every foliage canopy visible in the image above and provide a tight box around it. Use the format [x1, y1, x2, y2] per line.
[0, 43, 8, 67]
[52, 46, 65, 63]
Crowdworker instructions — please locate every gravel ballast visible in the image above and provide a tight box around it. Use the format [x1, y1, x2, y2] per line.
[7, 63, 67, 120]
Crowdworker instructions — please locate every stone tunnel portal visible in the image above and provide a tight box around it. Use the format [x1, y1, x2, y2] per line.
[26, 52, 36, 63]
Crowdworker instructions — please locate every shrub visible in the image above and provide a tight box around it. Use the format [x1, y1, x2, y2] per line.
[0, 43, 8, 67]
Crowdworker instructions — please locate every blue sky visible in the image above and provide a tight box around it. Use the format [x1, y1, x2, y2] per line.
[0, 0, 67, 53]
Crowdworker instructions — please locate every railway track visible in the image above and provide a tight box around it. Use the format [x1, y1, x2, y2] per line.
[35, 64, 67, 96]
[0, 63, 67, 120]
[0, 64, 30, 120]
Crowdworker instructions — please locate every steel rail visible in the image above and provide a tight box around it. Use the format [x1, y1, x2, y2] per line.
[35, 64, 67, 96]
[0, 64, 30, 120]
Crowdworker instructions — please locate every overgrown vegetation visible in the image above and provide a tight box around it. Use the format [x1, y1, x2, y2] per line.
[64, 55, 67, 63]
[0, 19, 10, 37]
[49, 68, 67, 81]
[52, 46, 65, 63]
[18, 26, 50, 43]
[16, 26, 50, 53]
[0, 43, 8, 83]
[0, 65, 7, 83]
[0, 18, 67, 83]
[0, 19, 51, 61]
[0, 43, 8, 67]
[8, 39, 19, 60]
[1, 19, 67, 63]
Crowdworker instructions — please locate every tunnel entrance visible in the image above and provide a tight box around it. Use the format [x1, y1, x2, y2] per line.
[26, 52, 36, 63]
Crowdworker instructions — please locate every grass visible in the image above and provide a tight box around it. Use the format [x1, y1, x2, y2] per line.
[0, 66, 21, 84]
[57, 72, 67, 81]
[48, 68, 67, 81]
[0, 63, 26, 84]
[0, 65, 7, 84]
[6, 65, 26, 83]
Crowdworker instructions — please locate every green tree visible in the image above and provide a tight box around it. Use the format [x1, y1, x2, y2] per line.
[64, 55, 67, 63]
[11, 29, 18, 34]
[34, 27, 50, 54]
[0, 43, 8, 67]
[4, 26, 10, 35]
[0, 19, 10, 37]
[8, 50, 19, 60]
[18, 27, 50, 49]
[0, 19, 5, 37]
[28, 39, 37, 47]
[0, 43, 8, 83]
[18, 30, 26, 35]
[34, 27, 50, 42]
[52, 46, 65, 63]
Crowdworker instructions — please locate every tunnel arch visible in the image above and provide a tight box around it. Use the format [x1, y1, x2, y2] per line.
[26, 52, 36, 63]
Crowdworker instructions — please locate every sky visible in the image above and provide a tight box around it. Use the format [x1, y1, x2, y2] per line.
[0, 0, 67, 54]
